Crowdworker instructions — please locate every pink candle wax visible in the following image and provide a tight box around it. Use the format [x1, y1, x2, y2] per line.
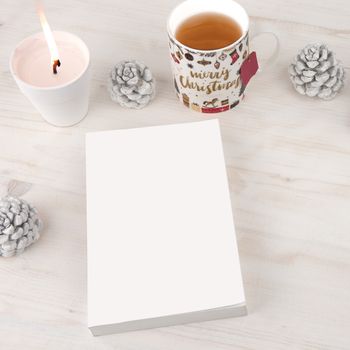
[11, 31, 88, 88]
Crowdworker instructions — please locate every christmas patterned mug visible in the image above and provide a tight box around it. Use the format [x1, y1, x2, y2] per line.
[167, 0, 279, 113]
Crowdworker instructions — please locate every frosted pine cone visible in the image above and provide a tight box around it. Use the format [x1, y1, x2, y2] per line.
[289, 44, 345, 100]
[0, 196, 43, 257]
[108, 60, 155, 109]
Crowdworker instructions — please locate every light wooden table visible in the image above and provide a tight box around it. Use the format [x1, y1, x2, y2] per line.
[1, 0, 350, 349]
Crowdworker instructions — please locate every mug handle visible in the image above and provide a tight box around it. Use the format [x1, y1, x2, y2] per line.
[250, 32, 280, 72]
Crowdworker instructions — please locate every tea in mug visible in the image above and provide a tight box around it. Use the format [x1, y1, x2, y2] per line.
[175, 12, 243, 50]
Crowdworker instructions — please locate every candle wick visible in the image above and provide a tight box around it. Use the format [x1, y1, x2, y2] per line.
[53, 59, 61, 74]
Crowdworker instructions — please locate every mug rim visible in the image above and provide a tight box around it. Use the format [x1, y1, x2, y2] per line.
[166, 0, 250, 54]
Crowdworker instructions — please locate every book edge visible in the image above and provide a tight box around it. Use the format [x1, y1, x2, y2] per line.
[89, 303, 247, 336]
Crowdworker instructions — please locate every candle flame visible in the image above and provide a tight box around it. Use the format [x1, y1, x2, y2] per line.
[38, 7, 60, 74]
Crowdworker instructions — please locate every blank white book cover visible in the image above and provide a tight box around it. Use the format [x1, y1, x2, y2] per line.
[86, 119, 246, 335]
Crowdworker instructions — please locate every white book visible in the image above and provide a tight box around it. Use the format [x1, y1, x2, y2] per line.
[86, 120, 246, 336]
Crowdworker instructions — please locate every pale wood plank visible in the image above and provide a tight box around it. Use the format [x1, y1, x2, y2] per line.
[0, 0, 349, 349]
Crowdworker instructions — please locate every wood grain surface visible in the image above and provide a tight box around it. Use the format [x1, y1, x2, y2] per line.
[0, 0, 349, 349]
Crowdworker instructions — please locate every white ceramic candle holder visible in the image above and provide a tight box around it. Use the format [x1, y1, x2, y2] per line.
[10, 31, 90, 127]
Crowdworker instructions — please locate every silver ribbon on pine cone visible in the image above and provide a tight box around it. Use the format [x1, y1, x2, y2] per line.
[108, 60, 155, 109]
[289, 43, 345, 100]
[0, 196, 43, 257]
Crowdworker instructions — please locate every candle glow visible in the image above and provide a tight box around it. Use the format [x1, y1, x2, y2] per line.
[38, 8, 61, 74]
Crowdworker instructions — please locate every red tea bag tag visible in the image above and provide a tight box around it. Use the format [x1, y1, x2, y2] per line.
[240, 51, 259, 87]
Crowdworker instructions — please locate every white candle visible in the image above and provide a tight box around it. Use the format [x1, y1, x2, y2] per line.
[10, 30, 90, 127]
[13, 32, 87, 88]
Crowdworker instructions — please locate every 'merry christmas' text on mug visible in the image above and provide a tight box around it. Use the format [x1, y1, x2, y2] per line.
[167, 0, 279, 113]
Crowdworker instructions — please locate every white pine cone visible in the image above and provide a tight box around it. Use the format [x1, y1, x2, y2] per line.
[0, 196, 43, 257]
[108, 60, 155, 109]
[289, 44, 345, 100]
